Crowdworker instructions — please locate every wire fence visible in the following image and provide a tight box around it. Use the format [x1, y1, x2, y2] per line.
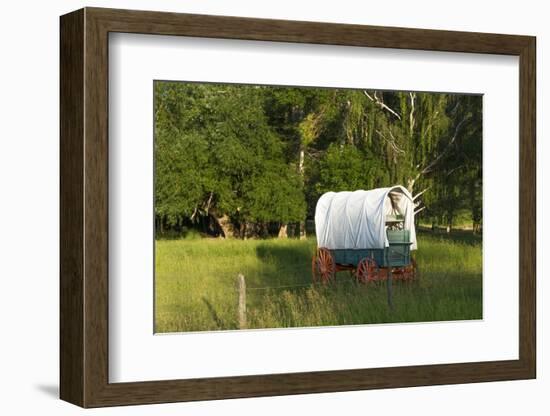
[163, 276, 398, 294]
[243, 278, 371, 292]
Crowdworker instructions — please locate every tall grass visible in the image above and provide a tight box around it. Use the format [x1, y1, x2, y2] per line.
[155, 232, 482, 333]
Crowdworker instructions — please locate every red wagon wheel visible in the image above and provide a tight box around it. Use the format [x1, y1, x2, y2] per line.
[312, 247, 335, 284]
[410, 258, 418, 280]
[356, 257, 379, 284]
[403, 258, 417, 281]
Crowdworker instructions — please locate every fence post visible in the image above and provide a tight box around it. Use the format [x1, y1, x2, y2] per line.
[237, 274, 247, 329]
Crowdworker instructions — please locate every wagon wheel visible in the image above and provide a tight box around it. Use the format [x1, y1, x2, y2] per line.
[312, 248, 335, 284]
[356, 258, 379, 284]
[410, 258, 418, 281]
[402, 258, 418, 282]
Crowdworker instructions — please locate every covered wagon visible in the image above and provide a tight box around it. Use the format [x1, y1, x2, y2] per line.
[312, 186, 418, 284]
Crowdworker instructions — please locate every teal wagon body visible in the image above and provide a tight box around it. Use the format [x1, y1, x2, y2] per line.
[330, 230, 412, 268]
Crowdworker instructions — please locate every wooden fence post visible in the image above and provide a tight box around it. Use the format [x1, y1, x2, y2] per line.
[237, 274, 247, 329]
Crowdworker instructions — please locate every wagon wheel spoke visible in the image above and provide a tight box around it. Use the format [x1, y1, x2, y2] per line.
[356, 258, 378, 284]
[313, 248, 335, 284]
[393, 267, 406, 281]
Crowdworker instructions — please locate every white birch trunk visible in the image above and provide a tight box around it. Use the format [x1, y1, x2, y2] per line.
[298, 148, 306, 240]
[278, 223, 288, 238]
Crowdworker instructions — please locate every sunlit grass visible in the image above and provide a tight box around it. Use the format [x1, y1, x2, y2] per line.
[155, 232, 482, 333]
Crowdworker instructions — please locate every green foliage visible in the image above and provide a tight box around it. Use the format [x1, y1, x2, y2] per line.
[244, 162, 306, 223]
[155, 82, 306, 232]
[155, 81, 483, 236]
[315, 143, 389, 195]
[155, 131, 211, 225]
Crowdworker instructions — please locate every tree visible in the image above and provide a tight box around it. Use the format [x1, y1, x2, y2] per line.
[154, 82, 216, 231]
[154, 82, 308, 238]
[244, 161, 306, 236]
[357, 90, 481, 229]
[315, 143, 389, 196]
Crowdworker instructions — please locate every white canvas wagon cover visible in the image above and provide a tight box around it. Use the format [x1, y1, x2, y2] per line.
[314, 186, 417, 250]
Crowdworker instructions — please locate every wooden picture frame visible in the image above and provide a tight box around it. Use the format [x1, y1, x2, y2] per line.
[60, 7, 536, 408]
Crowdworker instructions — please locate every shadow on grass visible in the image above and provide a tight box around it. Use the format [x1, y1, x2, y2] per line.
[202, 297, 226, 329]
[255, 241, 313, 264]
[254, 240, 363, 291]
[253, 241, 314, 288]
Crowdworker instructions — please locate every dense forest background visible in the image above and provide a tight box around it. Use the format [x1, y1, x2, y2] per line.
[154, 81, 482, 239]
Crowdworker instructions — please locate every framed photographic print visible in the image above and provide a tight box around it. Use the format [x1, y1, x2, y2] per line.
[60, 7, 536, 408]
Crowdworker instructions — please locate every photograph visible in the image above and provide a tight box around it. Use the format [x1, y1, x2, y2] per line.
[153, 81, 483, 333]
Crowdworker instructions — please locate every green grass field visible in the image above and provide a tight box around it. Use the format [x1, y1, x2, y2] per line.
[155, 231, 482, 333]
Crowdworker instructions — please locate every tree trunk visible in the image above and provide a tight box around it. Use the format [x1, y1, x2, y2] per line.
[299, 222, 306, 240]
[407, 178, 415, 194]
[278, 223, 288, 238]
[298, 148, 307, 240]
[473, 221, 482, 234]
[212, 213, 234, 238]
[446, 212, 454, 234]
[446, 220, 452, 234]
